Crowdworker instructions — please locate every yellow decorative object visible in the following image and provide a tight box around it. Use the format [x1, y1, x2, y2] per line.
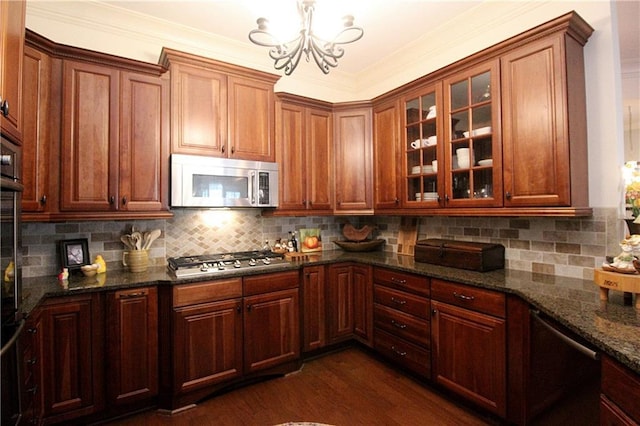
[94, 255, 107, 274]
[3, 261, 14, 282]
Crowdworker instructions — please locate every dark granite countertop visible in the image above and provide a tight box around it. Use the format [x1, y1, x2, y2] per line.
[21, 250, 640, 375]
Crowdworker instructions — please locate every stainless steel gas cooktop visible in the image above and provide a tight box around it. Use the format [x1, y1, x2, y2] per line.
[167, 250, 288, 278]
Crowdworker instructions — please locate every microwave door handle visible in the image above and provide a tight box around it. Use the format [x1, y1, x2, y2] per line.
[249, 171, 256, 205]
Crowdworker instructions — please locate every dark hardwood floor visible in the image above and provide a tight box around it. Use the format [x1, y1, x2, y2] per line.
[104, 348, 496, 426]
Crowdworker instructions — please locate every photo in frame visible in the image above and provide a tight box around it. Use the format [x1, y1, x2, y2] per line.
[58, 239, 90, 270]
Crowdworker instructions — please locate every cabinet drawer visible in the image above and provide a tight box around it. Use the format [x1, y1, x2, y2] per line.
[374, 285, 430, 319]
[431, 279, 505, 318]
[373, 267, 429, 297]
[243, 270, 299, 296]
[374, 328, 431, 378]
[173, 278, 242, 307]
[374, 304, 430, 348]
[602, 356, 640, 423]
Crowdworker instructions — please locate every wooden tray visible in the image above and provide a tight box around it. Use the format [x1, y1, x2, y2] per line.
[334, 239, 384, 252]
[594, 269, 640, 309]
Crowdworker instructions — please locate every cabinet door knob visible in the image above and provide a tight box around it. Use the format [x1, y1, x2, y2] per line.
[39, 195, 47, 205]
[445, 194, 449, 202]
[221, 145, 226, 154]
[231, 146, 235, 154]
[122, 196, 127, 205]
[109, 196, 115, 204]
[246, 304, 252, 312]
[236, 304, 242, 314]
[395, 198, 399, 204]
[506, 191, 512, 200]
[0, 99, 9, 117]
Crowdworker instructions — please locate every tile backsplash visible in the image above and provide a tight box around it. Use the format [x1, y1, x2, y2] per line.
[22, 207, 622, 280]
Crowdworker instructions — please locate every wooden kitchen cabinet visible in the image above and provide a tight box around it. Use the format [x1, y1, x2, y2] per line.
[326, 263, 373, 345]
[333, 103, 373, 214]
[373, 267, 431, 378]
[431, 279, 506, 417]
[21, 42, 51, 214]
[327, 263, 355, 344]
[276, 93, 333, 214]
[19, 313, 42, 426]
[228, 75, 275, 161]
[600, 355, 640, 425]
[500, 18, 592, 208]
[373, 98, 401, 210]
[169, 279, 243, 400]
[442, 61, 502, 208]
[352, 264, 373, 346]
[302, 265, 327, 353]
[0, 0, 25, 144]
[105, 287, 158, 409]
[60, 59, 170, 216]
[243, 271, 300, 374]
[162, 272, 299, 410]
[401, 82, 443, 208]
[38, 293, 105, 424]
[160, 48, 279, 161]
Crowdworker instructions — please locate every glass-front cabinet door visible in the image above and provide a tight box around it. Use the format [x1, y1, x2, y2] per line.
[403, 83, 442, 207]
[443, 61, 502, 207]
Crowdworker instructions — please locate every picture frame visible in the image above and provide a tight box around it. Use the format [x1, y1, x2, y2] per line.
[58, 239, 90, 270]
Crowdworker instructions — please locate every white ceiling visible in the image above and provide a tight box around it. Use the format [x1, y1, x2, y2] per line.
[100, 0, 486, 75]
[97, 0, 638, 76]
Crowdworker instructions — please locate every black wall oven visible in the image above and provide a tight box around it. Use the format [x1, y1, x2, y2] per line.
[1, 136, 24, 426]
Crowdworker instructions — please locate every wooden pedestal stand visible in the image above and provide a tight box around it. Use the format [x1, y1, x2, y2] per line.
[594, 269, 640, 309]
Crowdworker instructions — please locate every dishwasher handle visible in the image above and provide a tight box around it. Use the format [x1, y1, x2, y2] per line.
[0, 317, 26, 357]
[530, 309, 600, 361]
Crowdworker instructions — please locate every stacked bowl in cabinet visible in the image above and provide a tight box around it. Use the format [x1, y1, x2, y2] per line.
[372, 267, 431, 378]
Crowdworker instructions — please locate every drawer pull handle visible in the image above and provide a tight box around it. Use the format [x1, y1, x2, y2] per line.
[26, 385, 38, 395]
[390, 277, 407, 285]
[391, 320, 407, 329]
[27, 357, 37, 365]
[390, 297, 407, 305]
[453, 292, 475, 301]
[391, 345, 407, 357]
[119, 291, 146, 299]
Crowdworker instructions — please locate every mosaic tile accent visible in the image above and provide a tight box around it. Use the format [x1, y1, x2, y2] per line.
[20, 207, 623, 281]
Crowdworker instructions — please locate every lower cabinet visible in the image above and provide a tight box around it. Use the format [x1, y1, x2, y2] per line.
[600, 355, 640, 425]
[172, 296, 243, 395]
[243, 272, 300, 374]
[162, 271, 300, 410]
[372, 267, 431, 378]
[302, 265, 326, 353]
[19, 314, 41, 426]
[431, 279, 506, 417]
[38, 293, 105, 424]
[327, 263, 372, 346]
[105, 287, 158, 409]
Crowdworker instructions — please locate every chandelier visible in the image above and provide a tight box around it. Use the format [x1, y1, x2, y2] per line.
[248, 0, 364, 75]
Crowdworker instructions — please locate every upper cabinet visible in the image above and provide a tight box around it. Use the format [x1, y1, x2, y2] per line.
[402, 82, 443, 208]
[373, 99, 401, 210]
[334, 103, 373, 214]
[442, 61, 502, 208]
[22, 31, 172, 221]
[160, 48, 279, 162]
[276, 93, 333, 214]
[500, 27, 590, 208]
[22, 44, 50, 214]
[373, 11, 593, 217]
[60, 60, 170, 215]
[0, 0, 26, 144]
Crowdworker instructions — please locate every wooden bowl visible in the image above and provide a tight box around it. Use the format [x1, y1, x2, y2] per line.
[334, 239, 384, 252]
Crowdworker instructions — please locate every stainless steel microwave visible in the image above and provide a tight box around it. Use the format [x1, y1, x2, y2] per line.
[170, 154, 279, 208]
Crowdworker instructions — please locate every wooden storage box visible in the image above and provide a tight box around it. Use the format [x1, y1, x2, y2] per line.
[414, 239, 505, 271]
